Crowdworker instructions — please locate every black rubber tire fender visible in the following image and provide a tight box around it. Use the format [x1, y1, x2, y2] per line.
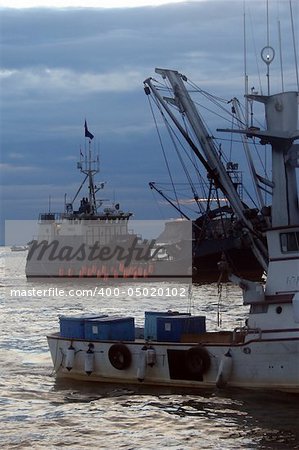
[108, 343, 132, 370]
[185, 346, 211, 375]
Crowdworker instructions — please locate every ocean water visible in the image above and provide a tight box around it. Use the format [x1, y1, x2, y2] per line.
[0, 248, 298, 450]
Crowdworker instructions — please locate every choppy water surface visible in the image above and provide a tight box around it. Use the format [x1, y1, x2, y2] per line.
[0, 248, 298, 449]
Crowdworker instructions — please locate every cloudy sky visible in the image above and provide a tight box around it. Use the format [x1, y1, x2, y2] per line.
[0, 0, 298, 243]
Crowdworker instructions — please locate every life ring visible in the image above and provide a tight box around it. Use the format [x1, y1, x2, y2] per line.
[185, 346, 211, 376]
[108, 344, 132, 370]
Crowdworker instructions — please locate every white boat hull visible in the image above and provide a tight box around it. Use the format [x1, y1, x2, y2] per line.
[47, 333, 299, 392]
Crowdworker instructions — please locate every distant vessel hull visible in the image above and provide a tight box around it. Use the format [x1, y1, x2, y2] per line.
[11, 245, 28, 252]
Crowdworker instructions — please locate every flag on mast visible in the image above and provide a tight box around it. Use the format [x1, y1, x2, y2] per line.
[84, 120, 94, 140]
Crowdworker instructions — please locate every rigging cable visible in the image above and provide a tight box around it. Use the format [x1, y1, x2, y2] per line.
[186, 81, 242, 127]
[146, 93, 181, 215]
[228, 112, 235, 162]
[181, 113, 208, 201]
[150, 185, 167, 220]
[147, 87, 215, 217]
[232, 98, 271, 185]
[150, 91, 212, 210]
[164, 115, 204, 214]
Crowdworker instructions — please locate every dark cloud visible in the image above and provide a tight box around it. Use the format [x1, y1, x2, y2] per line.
[0, 1, 297, 243]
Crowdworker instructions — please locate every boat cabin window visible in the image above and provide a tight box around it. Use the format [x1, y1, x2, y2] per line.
[280, 232, 299, 253]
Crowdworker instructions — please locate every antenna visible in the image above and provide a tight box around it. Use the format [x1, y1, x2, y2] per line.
[243, 1, 249, 127]
[261, 0, 275, 95]
[278, 20, 284, 92]
[261, 46, 275, 96]
[289, 0, 299, 90]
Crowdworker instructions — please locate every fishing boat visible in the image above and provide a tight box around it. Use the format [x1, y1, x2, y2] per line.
[146, 70, 269, 283]
[25, 121, 135, 278]
[47, 20, 299, 391]
[25, 121, 193, 280]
